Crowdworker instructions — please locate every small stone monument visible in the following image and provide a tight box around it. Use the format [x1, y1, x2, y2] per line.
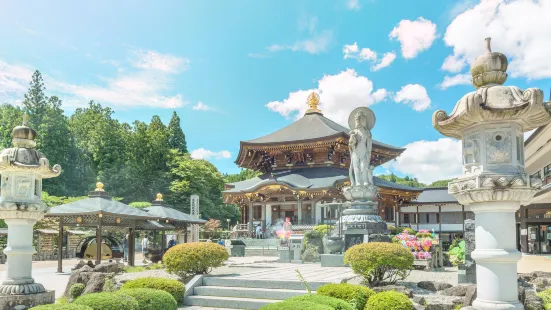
[0, 116, 61, 309]
[433, 38, 551, 309]
[458, 219, 476, 284]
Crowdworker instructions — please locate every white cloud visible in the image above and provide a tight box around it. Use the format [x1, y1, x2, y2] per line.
[389, 17, 437, 59]
[443, 0, 551, 79]
[347, 0, 360, 10]
[0, 50, 189, 109]
[524, 129, 536, 141]
[190, 148, 232, 160]
[439, 73, 472, 89]
[298, 16, 318, 34]
[192, 102, 214, 111]
[266, 69, 388, 125]
[342, 43, 394, 70]
[268, 31, 333, 54]
[441, 54, 466, 73]
[372, 52, 397, 71]
[130, 49, 189, 73]
[384, 138, 462, 184]
[394, 84, 431, 111]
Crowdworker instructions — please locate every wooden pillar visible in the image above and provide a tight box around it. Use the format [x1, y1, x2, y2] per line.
[462, 205, 466, 235]
[416, 206, 419, 231]
[261, 202, 266, 232]
[57, 220, 63, 273]
[248, 201, 254, 234]
[297, 199, 302, 225]
[184, 223, 188, 243]
[439, 205, 442, 234]
[128, 227, 135, 267]
[96, 217, 102, 265]
[161, 230, 166, 260]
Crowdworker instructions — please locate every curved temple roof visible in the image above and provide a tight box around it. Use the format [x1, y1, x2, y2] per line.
[224, 167, 422, 194]
[242, 111, 403, 150]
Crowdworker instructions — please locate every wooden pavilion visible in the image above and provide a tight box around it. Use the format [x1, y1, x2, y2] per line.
[224, 92, 424, 233]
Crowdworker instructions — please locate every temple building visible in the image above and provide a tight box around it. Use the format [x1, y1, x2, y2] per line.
[223, 93, 423, 232]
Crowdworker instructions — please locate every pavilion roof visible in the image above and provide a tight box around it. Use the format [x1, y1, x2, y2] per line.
[242, 111, 403, 151]
[47, 197, 156, 219]
[224, 167, 422, 193]
[144, 205, 206, 224]
[136, 220, 176, 230]
[403, 187, 459, 205]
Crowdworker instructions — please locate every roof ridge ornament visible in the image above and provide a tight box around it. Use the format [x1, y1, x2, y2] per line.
[306, 92, 322, 114]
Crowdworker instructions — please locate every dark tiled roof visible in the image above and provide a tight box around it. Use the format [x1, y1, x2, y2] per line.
[48, 197, 156, 219]
[244, 112, 403, 151]
[408, 187, 459, 204]
[144, 205, 206, 224]
[224, 167, 422, 193]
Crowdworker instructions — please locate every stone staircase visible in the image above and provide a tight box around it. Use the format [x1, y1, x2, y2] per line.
[184, 276, 328, 309]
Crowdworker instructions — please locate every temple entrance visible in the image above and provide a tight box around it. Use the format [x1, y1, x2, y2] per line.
[284, 211, 295, 222]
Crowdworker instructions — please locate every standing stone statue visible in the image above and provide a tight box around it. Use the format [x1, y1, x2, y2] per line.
[348, 107, 375, 187]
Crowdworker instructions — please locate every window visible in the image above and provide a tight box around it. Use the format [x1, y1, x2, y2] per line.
[441, 212, 462, 224]
[403, 214, 410, 224]
[532, 171, 542, 180]
[545, 164, 551, 185]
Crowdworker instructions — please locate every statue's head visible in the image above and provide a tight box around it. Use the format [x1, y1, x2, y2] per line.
[355, 111, 368, 129]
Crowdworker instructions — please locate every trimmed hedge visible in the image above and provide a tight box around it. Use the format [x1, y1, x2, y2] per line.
[164, 242, 229, 278]
[73, 292, 139, 310]
[121, 277, 185, 303]
[316, 283, 375, 310]
[120, 288, 178, 310]
[365, 291, 413, 310]
[537, 289, 551, 309]
[30, 305, 94, 310]
[69, 283, 85, 300]
[344, 242, 413, 287]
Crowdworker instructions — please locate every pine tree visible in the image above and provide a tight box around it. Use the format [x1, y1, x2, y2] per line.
[167, 111, 187, 153]
[22, 70, 48, 128]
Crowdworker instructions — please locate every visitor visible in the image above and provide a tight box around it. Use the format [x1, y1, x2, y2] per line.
[167, 236, 176, 249]
[217, 238, 225, 246]
[255, 224, 262, 239]
[141, 235, 149, 259]
[206, 238, 212, 243]
[123, 233, 129, 262]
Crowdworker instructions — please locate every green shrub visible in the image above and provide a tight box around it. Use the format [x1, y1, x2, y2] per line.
[388, 226, 416, 236]
[69, 283, 85, 300]
[365, 291, 413, 310]
[415, 232, 433, 239]
[304, 230, 322, 240]
[537, 289, 551, 309]
[73, 292, 139, 310]
[313, 225, 333, 236]
[260, 300, 334, 310]
[317, 283, 375, 310]
[121, 288, 177, 310]
[30, 305, 94, 310]
[121, 277, 185, 303]
[124, 266, 146, 273]
[449, 240, 466, 266]
[344, 242, 413, 287]
[164, 242, 229, 278]
[302, 244, 320, 262]
[285, 295, 354, 310]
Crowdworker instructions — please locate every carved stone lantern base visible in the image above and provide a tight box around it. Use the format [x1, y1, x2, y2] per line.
[0, 290, 55, 310]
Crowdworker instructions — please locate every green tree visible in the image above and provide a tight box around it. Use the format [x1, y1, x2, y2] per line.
[428, 179, 454, 187]
[22, 70, 48, 128]
[0, 104, 23, 148]
[167, 111, 187, 153]
[378, 174, 426, 188]
[167, 150, 239, 222]
[223, 169, 261, 183]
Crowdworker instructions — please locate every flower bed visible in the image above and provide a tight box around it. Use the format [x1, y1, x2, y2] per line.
[393, 229, 442, 269]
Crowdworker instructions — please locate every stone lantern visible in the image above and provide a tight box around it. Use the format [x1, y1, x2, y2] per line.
[0, 116, 61, 309]
[433, 38, 551, 309]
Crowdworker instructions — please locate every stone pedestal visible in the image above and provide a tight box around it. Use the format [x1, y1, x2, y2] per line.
[0, 290, 55, 310]
[278, 247, 292, 263]
[320, 254, 346, 267]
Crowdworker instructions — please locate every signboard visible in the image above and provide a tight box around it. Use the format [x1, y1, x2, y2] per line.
[346, 223, 367, 230]
[277, 247, 289, 251]
[521, 229, 527, 236]
[345, 234, 364, 250]
[190, 195, 200, 242]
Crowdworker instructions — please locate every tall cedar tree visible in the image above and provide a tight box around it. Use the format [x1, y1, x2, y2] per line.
[167, 111, 188, 153]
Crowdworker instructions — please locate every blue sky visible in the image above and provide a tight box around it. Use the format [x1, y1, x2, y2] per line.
[0, 0, 550, 183]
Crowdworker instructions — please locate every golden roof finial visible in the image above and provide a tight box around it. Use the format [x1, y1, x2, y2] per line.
[95, 182, 104, 191]
[156, 193, 163, 201]
[306, 92, 321, 114]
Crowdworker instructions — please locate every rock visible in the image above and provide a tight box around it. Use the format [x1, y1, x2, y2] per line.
[63, 265, 94, 296]
[371, 285, 413, 298]
[82, 272, 114, 295]
[519, 286, 526, 305]
[463, 285, 477, 307]
[533, 271, 551, 279]
[418, 281, 453, 292]
[412, 302, 425, 310]
[412, 295, 426, 305]
[524, 291, 544, 310]
[93, 262, 122, 274]
[519, 273, 535, 283]
[424, 295, 462, 310]
[440, 285, 472, 297]
[534, 277, 551, 292]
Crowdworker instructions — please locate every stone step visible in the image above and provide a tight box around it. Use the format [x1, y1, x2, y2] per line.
[194, 285, 311, 300]
[203, 277, 328, 290]
[185, 295, 279, 309]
